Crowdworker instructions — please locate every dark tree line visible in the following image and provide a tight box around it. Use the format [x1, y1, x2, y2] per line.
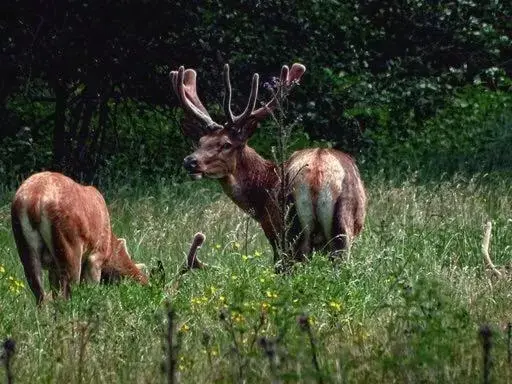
[0, 0, 509, 183]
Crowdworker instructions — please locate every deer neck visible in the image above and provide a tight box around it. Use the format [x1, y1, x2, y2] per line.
[220, 145, 280, 221]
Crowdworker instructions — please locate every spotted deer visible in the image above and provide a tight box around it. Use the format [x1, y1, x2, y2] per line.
[169, 63, 366, 267]
[11, 171, 148, 305]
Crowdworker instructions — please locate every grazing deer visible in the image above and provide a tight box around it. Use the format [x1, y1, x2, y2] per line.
[11, 171, 148, 305]
[169, 63, 366, 266]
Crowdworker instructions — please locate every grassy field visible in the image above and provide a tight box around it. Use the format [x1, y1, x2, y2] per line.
[1, 172, 512, 383]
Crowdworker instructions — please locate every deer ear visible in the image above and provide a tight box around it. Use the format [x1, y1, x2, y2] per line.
[232, 119, 259, 142]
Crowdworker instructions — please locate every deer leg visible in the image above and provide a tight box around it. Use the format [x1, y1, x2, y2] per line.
[259, 216, 283, 270]
[292, 231, 310, 262]
[82, 253, 103, 283]
[53, 234, 82, 300]
[11, 212, 46, 305]
[331, 199, 352, 261]
[287, 202, 310, 263]
[60, 261, 82, 300]
[48, 265, 62, 299]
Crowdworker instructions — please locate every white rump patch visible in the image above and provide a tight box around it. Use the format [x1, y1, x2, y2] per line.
[317, 187, 335, 240]
[294, 183, 314, 236]
[316, 153, 346, 240]
[288, 149, 348, 244]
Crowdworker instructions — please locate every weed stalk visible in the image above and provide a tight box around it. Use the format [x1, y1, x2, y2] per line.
[1, 338, 15, 384]
[259, 336, 281, 384]
[508, 322, 512, 366]
[164, 303, 180, 384]
[201, 332, 214, 370]
[266, 78, 302, 272]
[298, 314, 324, 384]
[219, 309, 245, 383]
[76, 316, 99, 384]
[480, 325, 492, 384]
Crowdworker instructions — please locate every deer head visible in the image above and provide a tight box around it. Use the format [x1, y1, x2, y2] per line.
[169, 63, 306, 180]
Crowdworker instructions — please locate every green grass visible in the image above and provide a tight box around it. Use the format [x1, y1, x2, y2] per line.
[1, 173, 512, 383]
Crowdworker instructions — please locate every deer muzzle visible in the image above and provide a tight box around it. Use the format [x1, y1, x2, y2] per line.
[183, 155, 203, 179]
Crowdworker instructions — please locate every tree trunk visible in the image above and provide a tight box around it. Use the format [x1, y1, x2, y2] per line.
[52, 83, 67, 173]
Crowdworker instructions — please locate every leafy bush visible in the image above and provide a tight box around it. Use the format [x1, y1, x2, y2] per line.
[419, 85, 512, 173]
[0, 0, 510, 184]
[97, 102, 190, 185]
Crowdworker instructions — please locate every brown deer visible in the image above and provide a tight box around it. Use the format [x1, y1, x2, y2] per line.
[169, 63, 366, 267]
[11, 171, 149, 305]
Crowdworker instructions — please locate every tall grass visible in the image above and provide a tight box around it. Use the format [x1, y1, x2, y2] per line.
[1, 172, 511, 383]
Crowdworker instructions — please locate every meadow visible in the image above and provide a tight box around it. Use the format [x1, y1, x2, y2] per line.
[1, 171, 512, 383]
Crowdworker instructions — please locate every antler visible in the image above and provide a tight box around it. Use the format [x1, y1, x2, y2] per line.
[170, 67, 223, 141]
[222, 63, 306, 138]
[170, 63, 306, 141]
[252, 63, 306, 119]
[223, 64, 259, 126]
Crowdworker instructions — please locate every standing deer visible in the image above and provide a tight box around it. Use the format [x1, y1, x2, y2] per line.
[11, 171, 148, 305]
[169, 63, 366, 267]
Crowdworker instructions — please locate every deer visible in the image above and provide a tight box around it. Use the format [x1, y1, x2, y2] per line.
[10, 171, 149, 306]
[169, 63, 367, 269]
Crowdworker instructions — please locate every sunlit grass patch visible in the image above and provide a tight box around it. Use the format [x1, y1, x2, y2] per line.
[0, 173, 511, 382]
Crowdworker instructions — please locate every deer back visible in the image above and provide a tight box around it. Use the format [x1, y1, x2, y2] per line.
[12, 172, 114, 258]
[12, 172, 147, 283]
[286, 148, 366, 242]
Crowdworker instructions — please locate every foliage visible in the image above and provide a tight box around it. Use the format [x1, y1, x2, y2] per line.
[417, 85, 512, 174]
[360, 83, 512, 178]
[0, 0, 510, 183]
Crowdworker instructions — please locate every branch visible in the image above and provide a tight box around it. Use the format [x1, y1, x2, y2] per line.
[482, 220, 502, 278]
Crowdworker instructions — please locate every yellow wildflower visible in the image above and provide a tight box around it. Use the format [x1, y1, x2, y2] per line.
[328, 301, 342, 311]
[0, 265, 5, 274]
[191, 296, 208, 308]
[180, 324, 190, 333]
[231, 312, 245, 324]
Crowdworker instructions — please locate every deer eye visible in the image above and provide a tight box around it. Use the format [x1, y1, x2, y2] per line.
[222, 142, 232, 150]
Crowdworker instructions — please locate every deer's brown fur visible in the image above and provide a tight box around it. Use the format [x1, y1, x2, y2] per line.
[11, 171, 148, 305]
